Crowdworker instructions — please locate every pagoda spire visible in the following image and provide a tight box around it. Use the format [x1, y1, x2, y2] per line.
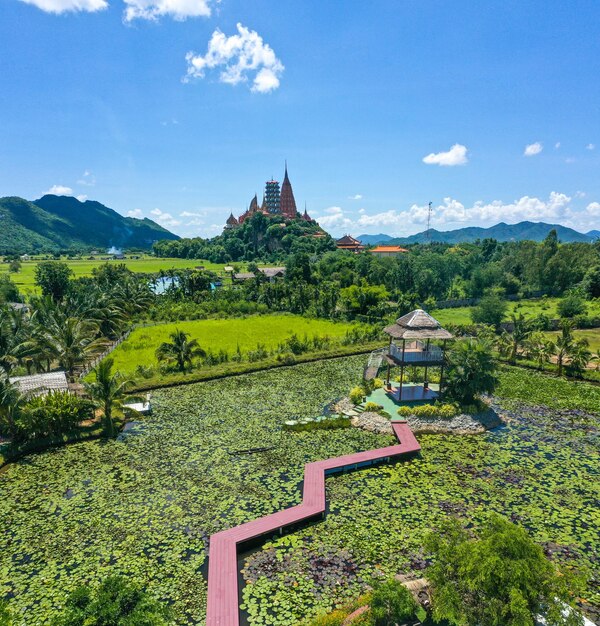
[279, 161, 297, 220]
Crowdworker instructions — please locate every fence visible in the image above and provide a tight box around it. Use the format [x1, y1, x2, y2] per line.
[78, 329, 131, 379]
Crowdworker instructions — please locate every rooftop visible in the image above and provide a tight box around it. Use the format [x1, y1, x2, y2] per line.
[384, 308, 453, 340]
[9, 371, 69, 396]
[370, 245, 409, 253]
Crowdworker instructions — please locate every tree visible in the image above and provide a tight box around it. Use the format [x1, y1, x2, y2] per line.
[34, 261, 73, 302]
[155, 329, 205, 373]
[83, 358, 137, 437]
[554, 321, 575, 377]
[0, 275, 20, 304]
[471, 291, 507, 328]
[53, 575, 171, 626]
[8, 259, 21, 273]
[581, 265, 600, 299]
[370, 578, 419, 626]
[424, 515, 583, 626]
[0, 601, 12, 626]
[557, 292, 587, 319]
[506, 313, 534, 364]
[0, 376, 27, 438]
[566, 339, 592, 378]
[444, 339, 498, 405]
[524, 331, 555, 370]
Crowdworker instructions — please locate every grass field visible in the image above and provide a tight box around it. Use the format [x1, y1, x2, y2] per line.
[432, 297, 600, 326]
[110, 315, 361, 377]
[545, 328, 600, 352]
[0, 256, 235, 295]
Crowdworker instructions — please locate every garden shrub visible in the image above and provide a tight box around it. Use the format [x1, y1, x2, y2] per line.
[306, 610, 346, 626]
[349, 387, 365, 405]
[372, 378, 383, 389]
[134, 365, 155, 379]
[397, 403, 459, 420]
[363, 401, 384, 413]
[16, 392, 92, 442]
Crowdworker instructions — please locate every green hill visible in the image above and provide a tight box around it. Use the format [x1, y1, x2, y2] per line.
[380, 221, 593, 245]
[0, 195, 179, 253]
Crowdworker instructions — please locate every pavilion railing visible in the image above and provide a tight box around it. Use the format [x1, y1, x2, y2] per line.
[389, 341, 444, 364]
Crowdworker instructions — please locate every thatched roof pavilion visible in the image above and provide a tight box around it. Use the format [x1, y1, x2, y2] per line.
[381, 309, 453, 403]
[384, 309, 453, 341]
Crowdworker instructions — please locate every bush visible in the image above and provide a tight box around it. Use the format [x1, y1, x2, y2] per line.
[370, 578, 419, 626]
[16, 392, 92, 442]
[306, 610, 346, 626]
[52, 575, 171, 626]
[471, 291, 507, 327]
[349, 386, 365, 405]
[557, 292, 587, 319]
[397, 403, 459, 420]
[363, 401, 384, 413]
[372, 377, 384, 389]
[444, 339, 498, 405]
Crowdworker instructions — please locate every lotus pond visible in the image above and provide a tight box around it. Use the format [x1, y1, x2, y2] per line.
[0, 358, 598, 625]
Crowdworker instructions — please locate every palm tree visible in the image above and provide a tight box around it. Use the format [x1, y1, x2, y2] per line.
[568, 339, 592, 377]
[41, 316, 106, 380]
[83, 358, 137, 437]
[0, 376, 27, 438]
[554, 321, 575, 377]
[507, 313, 533, 364]
[525, 332, 554, 370]
[155, 329, 205, 373]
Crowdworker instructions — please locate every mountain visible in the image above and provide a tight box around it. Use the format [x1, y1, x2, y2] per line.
[587, 230, 600, 239]
[0, 195, 179, 253]
[373, 221, 593, 245]
[356, 233, 394, 245]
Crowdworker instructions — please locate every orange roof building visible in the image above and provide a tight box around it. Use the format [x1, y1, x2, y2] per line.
[369, 245, 409, 257]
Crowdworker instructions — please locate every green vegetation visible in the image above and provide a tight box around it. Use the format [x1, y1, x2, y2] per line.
[109, 315, 361, 378]
[52, 576, 172, 626]
[370, 578, 420, 626]
[1, 357, 598, 625]
[397, 403, 459, 420]
[0, 195, 178, 255]
[0, 257, 225, 296]
[425, 515, 583, 626]
[444, 340, 498, 405]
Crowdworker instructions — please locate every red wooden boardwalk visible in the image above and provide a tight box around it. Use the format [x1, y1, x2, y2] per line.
[206, 421, 421, 626]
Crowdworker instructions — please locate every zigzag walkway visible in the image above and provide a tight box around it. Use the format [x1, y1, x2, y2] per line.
[206, 421, 421, 625]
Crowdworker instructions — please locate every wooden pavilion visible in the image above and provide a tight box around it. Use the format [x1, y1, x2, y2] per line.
[383, 309, 453, 402]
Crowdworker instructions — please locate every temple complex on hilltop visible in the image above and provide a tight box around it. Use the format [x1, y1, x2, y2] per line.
[225, 164, 314, 229]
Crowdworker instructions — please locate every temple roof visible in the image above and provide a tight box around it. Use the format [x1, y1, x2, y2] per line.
[336, 235, 362, 246]
[280, 163, 297, 218]
[384, 309, 453, 340]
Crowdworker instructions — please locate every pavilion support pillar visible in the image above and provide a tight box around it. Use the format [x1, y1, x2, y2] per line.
[439, 339, 447, 399]
[398, 339, 406, 402]
[424, 338, 430, 391]
[386, 363, 391, 387]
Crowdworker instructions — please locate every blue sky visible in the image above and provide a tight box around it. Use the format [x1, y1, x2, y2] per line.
[1, 0, 600, 238]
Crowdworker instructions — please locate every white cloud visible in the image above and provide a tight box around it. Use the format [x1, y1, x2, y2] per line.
[180, 210, 203, 217]
[127, 208, 144, 218]
[77, 170, 96, 186]
[565, 157, 576, 164]
[183, 23, 284, 93]
[348, 194, 363, 200]
[123, 0, 214, 21]
[555, 142, 561, 149]
[575, 191, 586, 199]
[18, 0, 107, 12]
[586, 202, 600, 216]
[524, 142, 543, 157]
[586, 143, 595, 151]
[422, 144, 468, 167]
[315, 206, 353, 230]
[76, 194, 88, 202]
[322, 192, 581, 237]
[44, 184, 74, 196]
[149, 208, 181, 228]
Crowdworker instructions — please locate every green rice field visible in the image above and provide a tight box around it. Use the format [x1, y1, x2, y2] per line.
[0, 256, 231, 295]
[110, 315, 360, 376]
[432, 297, 600, 326]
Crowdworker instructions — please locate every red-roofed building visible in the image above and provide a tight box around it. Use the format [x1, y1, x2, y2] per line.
[336, 235, 364, 253]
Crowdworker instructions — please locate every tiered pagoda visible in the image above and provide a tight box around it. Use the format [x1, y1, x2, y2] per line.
[226, 164, 313, 228]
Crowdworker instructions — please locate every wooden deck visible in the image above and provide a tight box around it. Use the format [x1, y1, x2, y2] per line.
[385, 385, 439, 403]
[205, 422, 421, 626]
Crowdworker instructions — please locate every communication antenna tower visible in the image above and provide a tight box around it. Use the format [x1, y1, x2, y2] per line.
[426, 201, 433, 243]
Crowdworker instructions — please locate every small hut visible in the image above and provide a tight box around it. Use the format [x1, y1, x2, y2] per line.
[383, 309, 453, 402]
[9, 371, 69, 397]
